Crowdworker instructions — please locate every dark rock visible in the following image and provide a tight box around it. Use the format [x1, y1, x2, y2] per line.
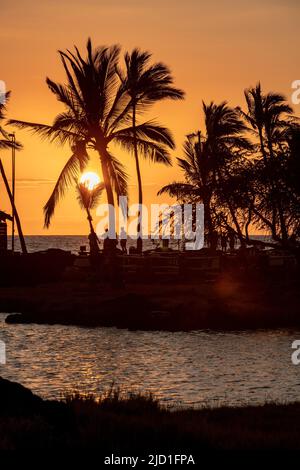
[0, 376, 43, 416]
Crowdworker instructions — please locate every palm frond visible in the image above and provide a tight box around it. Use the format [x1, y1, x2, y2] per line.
[111, 121, 175, 149]
[123, 48, 185, 104]
[8, 119, 81, 145]
[76, 182, 104, 210]
[106, 152, 128, 199]
[115, 135, 172, 165]
[158, 182, 196, 198]
[44, 143, 89, 227]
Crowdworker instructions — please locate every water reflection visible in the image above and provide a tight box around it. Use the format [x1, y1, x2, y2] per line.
[0, 313, 299, 407]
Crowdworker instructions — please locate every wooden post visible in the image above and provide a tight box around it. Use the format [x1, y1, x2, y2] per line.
[0, 158, 27, 254]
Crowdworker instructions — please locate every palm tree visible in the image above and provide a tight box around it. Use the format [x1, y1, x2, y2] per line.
[159, 133, 214, 241]
[118, 49, 184, 252]
[203, 101, 252, 245]
[9, 39, 175, 233]
[239, 83, 294, 243]
[75, 181, 104, 236]
[0, 93, 27, 254]
[240, 83, 293, 161]
[0, 92, 21, 151]
[159, 101, 251, 248]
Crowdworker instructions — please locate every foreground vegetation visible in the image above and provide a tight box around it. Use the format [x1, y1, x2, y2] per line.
[1, 376, 300, 451]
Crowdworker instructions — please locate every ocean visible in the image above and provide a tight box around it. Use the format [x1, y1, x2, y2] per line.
[7, 234, 272, 254]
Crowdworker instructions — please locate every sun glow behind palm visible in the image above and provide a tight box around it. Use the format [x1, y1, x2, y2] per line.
[80, 172, 101, 191]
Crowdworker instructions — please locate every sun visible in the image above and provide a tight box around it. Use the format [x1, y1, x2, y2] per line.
[80, 172, 101, 190]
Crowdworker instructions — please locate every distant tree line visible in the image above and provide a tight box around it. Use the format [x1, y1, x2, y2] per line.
[160, 84, 300, 256]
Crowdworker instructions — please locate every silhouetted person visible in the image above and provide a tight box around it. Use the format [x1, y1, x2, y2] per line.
[88, 231, 103, 275]
[210, 230, 218, 251]
[103, 228, 118, 254]
[103, 228, 110, 254]
[103, 229, 123, 287]
[162, 238, 170, 251]
[221, 233, 227, 252]
[88, 231, 100, 256]
[120, 226, 127, 254]
[228, 229, 236, 252]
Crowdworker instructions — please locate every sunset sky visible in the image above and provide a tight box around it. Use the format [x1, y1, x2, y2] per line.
[1, 0, 299, 234]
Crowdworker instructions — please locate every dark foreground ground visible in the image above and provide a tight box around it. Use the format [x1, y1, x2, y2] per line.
[2, 273, 300, 330]
[1, 376, 300, 451]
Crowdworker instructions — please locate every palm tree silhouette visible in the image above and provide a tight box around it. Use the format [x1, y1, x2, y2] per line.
[75, 181, 104, 237]
[0, 93, 27, 254]
[159, 101, 251, 248]
[239, 83, 294, 243]
[240, 83, 293, 162]
[0, 93, 21, 151]
[9, 39, 175, 233]
[118, 49, 184, 252]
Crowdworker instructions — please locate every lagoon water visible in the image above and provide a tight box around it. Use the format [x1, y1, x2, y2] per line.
[2, 235, 298, 408]
[1, 313, 300, 408]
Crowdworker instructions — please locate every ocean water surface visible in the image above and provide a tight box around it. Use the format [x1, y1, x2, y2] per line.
[0, 314, 299, 408]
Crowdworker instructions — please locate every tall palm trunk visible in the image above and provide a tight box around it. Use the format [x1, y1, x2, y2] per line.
[96, 143, 116, 236]
[258, 126, 268, 164]
[86, 208, 96, 234]
[217, 168, 246, 249]
[258, 126, 278, 236]
[228, 202, 246, 248]
[203, 192, 214, 246]
[0, 158, 27, 254]
[266, 130, 288, 244]
[132, 102, 143, 253]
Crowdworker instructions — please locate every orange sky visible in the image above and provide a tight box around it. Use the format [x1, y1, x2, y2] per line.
[1, 0, 300, 234]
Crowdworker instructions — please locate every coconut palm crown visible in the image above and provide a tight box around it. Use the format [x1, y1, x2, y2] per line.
[9, 39, 175, 228]
[118, 48, 184, 251]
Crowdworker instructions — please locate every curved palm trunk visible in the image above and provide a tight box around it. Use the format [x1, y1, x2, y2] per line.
[86, 208, 96, 234]
[86, 208, 100, 255]
[266, 130, 288, 245]
[203, 192, 214, 246]
[217, 168, 246, 249]
[258, 127, 268, 164]
[228, 203, 246, 248]
[0, 158, 27, 254]
[259, 119, 288, 245]
[132, 103, 143, 253]
[258, 126, 278, 238]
